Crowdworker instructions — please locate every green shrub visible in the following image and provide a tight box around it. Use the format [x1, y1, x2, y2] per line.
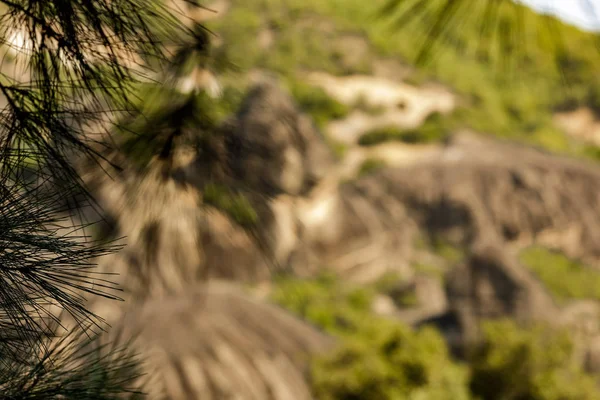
[271, 272, 375, 335]
[272, 274, 599, 400]
[395, 291, 419, 308]
[272, 273, 471, 400]
[520, 246, 600, 303]
[358, 158, 387, 177]
[330, 140, 349, 160]
[211, 85, 246, 121]
[373, 272, 406, 293]
[289, 81, 350, 129]
[579, 144, 600, 163]
[470, 320, 598, 400]
[206, 8, 262, 72]
[430, 238, 465, 264]
[312, 323, 472, 400]
[358, 112, 450, 146]
[358, 126, 406, 146]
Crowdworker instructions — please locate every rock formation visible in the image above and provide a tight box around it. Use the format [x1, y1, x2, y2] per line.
[105, 282, 331, 400]
[69, 79, 600, 397]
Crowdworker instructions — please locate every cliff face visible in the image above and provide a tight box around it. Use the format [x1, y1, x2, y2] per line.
[73, 80, 600, 398]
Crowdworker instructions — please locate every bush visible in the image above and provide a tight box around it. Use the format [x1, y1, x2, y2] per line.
[470, 320, 598, 400]
[272, 274, 472, 400]
[289, 81, 350, 129]
[358, 112, 449, 146]
[430, 237, 465, 264]
[312, 323, 472, 400]
[273, 274, 599, 400]
[271, 272, 375, 334]
[358, 126, 407, 146]
[580, 144, 600, 163]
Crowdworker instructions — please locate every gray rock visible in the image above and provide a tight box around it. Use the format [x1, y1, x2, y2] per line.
[100, 282, 332, 400]
[223, 79, 335, 197]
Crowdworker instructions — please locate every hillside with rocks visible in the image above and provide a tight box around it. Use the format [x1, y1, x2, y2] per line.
[19, 0, 600, 398]
[63, 74, 600, 397]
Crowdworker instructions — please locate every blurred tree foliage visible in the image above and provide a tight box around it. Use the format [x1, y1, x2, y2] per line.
[470, 320, 598, 400]
[272, 274, 599, 400]
[0, 0, 198, 397]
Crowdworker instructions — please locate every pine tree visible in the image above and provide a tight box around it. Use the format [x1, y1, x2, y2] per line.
[379, 0, 597, 73]
[0, 1, 206, 397]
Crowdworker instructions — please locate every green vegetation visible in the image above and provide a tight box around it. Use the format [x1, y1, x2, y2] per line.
[359, 112, 449, 146]
[312, 323, 471, 400]
[413, 262, 446, 281]
[272, 274, 598, 400]
[330, 141, 349, 159]
[203, 183, 258, 227]
[286, 80, 350, 158]
[353, 95, 387, 116]
[373, 272, 406, 292]
[374, 272, 422, 308]
[430, 238, 465, 264]
[358, 157, 387, 176]
[288, 81, 350, 129]
[272, 272, 375, 334]
[208, 0, 600, 160]
[520, 246, 600, 304]
[411, 235, 465, 281]
[358, 126, 409, 146]
[272, 273, 471, 399]
[470, 320, 598, 400]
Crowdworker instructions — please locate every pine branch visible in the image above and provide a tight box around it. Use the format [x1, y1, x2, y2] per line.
[379, 0, 600, 79]
[0, 1, 206, 397]
[0, 0, 186, 192]
[0, 175, 124, 365]
[0, 323, 143, 399]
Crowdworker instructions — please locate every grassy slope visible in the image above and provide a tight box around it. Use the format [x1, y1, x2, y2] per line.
[520, 246, 600, 304]
[208, 0, 600, 160]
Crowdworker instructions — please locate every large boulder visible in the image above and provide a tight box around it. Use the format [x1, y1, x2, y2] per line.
[292, 175, 417, 282]
[77, 282, 332, 400]
[372, 132, 600, 263]
[442, 239, 558, 351]
[221, 78, 335, 197]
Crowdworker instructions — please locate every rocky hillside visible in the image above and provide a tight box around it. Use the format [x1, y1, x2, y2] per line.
[62, 76, 600, 398]
[49, 1, 600, 398]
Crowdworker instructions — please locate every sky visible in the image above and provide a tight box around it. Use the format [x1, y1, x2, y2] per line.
[519, 0, 600, 30]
